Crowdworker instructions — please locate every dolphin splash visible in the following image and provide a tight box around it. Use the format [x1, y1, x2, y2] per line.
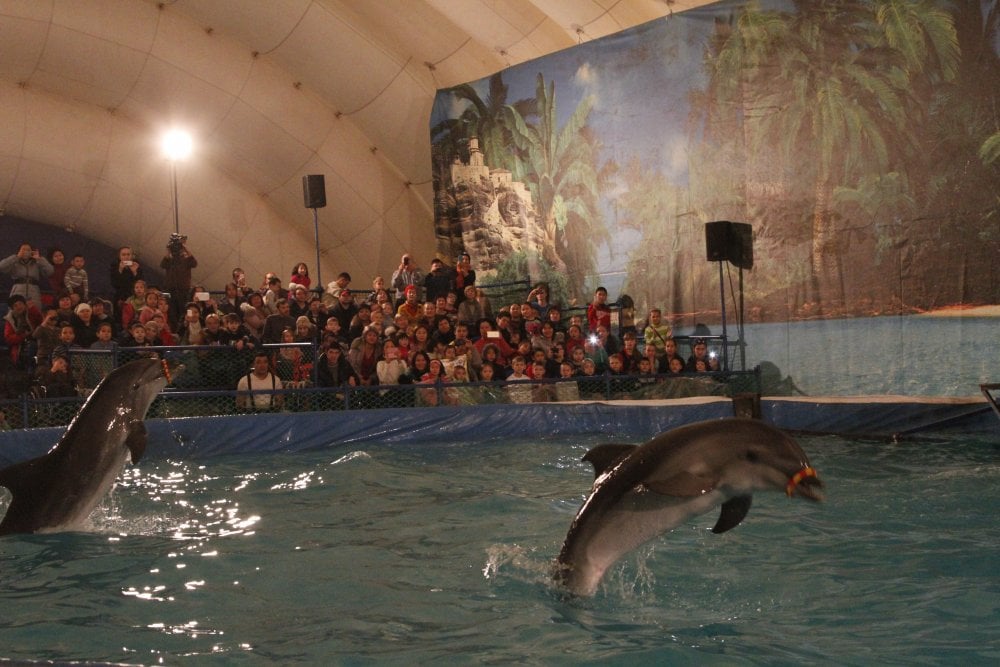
[555, 418, 823, 596]
[0, 358, 178, 536]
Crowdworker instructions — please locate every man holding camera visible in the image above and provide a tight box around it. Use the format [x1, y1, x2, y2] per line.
[391, 253, 423, 306]
[161, 233, 198, 326]
[1, 243, 54, 306]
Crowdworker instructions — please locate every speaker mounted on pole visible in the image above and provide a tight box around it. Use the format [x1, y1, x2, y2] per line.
[302, 174, 327, 209]
[705, 220, 753, 270]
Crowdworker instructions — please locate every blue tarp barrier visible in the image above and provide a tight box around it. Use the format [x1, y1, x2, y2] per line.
[1, 396, 993, 468]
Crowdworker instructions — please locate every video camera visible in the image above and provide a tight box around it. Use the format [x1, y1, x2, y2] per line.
[167, 232, 188, 254]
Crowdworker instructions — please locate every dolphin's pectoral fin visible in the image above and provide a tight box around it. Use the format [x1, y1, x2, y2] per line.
[712, 495, 753, 533]
[124, 421, 148, 464]
[583, 444, 637, 478]
[644, 471, 718, 497]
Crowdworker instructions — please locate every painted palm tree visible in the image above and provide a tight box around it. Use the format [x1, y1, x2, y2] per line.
[703, 0, 959, 310]
[502, 73, 608, 293]
[435, 73, 534, 174]
[981, 130, 1000, 165]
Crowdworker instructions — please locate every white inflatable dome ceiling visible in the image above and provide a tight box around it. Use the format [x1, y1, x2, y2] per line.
[0, 0, 711, 289]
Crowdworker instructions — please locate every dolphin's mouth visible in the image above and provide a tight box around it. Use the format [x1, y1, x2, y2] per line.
[160, 359, 185, 386]
[786, 466, 824, 501]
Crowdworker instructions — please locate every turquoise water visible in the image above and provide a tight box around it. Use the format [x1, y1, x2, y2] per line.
[1, 433, 998, 664]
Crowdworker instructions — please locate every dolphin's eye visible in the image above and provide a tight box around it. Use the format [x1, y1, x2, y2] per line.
[745, 450, 759, 463]
[133, 382, 141, 391]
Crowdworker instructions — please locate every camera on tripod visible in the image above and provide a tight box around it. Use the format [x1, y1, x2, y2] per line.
[167, 233, 188, 254]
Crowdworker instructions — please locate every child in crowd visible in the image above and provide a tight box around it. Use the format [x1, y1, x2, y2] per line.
[290, 262, 311, 290]
[521, 302, 541, 338]
[643, 308, 672, 354]
[504, 355, 532, 404]
[637, 357, 658, 386]
[587, 286, 611, 332]
[51, 323, 80, 361]
[90, 323, 115, 349]
[119, 321, 149, 348]
[63, 253, 89, 301]
[55, 292, 75, 323]
[33, 354, 77, 398]
[218, 313, 257, 351]
[31, 308, 61, 365]
[555, 361, 581, 402]
[530, 360, 552, 402]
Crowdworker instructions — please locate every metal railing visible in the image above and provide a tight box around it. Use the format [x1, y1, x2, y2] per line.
[0, 363, 760, 430]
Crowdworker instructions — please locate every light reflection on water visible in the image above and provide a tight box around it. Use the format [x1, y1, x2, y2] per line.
[0, 434, 998, 664]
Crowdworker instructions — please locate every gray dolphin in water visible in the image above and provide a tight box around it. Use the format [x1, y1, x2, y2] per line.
[555, 418, 823, 596]
[0, 358, 178, 536]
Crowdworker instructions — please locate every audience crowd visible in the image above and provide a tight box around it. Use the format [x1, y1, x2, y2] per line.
[3, 241, 725, 408]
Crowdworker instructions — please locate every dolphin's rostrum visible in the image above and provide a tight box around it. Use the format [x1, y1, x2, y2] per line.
[555, 418, 823, 596]
[0, 358, 178, 536]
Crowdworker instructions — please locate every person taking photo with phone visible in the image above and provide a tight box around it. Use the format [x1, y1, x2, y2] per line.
[1, 243, 54, 307]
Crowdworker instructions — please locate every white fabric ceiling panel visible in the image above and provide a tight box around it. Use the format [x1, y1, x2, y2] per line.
[530, 0, 607, 32]
[0, 155, 19, 206]
[0, 0, 51, 23]
[79, 184, 157, 242]
[425, 39, 507, 94]
[31, 24, 147, 110]
[505, 18, 572, 65]
[126, 57, 237, 135]
[312, 173, 376, 248]
[314, 125, 410, 225]
[21, 92, 111, 178]
[149, 9, 252, 99]
[380, 187, 433, 260]
[271, 3, 402, 115]
[0, 13, 52, 82]
[99, 119, 170, 199]
[0, 81, 27, 160]
[212, 100, 313, 192]
[8, 160, 95, 224]
[342, 0, 472, 70]
[52, 0, 157, 51]
[429, 0, 544, 49]
[239, 58, 335, 153]
[166, 0, 311, 55]
[349, 68, 435, 183]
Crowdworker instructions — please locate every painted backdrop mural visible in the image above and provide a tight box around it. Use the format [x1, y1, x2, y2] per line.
[430, 0, 999, 333]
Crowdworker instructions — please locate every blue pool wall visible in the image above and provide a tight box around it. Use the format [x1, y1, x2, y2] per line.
[1, 396, 994, 468]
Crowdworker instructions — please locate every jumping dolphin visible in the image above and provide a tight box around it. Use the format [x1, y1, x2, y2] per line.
[555, 418, 823, 596]
[0, 358, 178, 536]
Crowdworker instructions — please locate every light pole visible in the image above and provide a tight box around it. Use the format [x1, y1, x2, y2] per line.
[162, 129, 193, 234]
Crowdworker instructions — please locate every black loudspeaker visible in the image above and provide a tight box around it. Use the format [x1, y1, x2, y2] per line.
[302, 174, 327, 209]
[705, 221, 753, 270]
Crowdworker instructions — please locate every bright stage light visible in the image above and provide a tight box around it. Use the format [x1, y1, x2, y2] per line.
[162, 129, 193, 161]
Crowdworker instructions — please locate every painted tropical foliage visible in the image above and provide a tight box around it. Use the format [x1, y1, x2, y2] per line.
[431, 0, 999, 324]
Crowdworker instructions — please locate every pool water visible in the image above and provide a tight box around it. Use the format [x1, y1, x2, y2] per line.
[1, 433, 998, 664]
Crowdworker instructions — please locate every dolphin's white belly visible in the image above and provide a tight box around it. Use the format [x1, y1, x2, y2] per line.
[573, 488, 727, 594]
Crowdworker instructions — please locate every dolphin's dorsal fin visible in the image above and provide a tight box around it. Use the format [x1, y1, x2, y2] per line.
[583, 444, 637, 478]
[712, 495, 753, 533]
[124, 421, 148, 464]
[645, 471, 718, 497]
